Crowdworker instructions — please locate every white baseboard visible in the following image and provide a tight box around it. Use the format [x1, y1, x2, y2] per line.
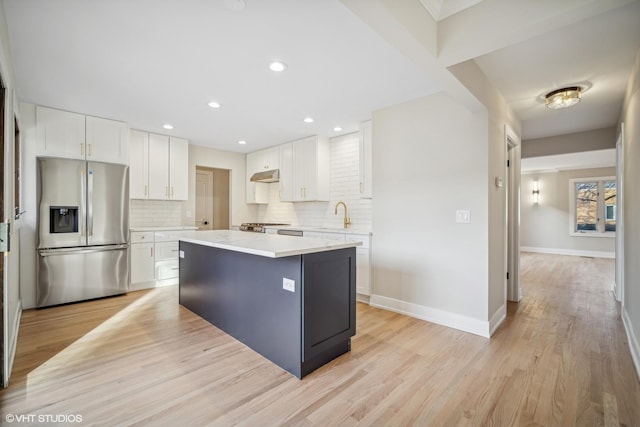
[489, 304, 506, 336]
[356, 293, 370, 304]
[622, 306, 640, 383]
[521, 246, 615, 259]
[369, 294, 490, 338]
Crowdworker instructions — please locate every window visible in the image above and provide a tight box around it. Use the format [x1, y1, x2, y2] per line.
[570, 177, 616, 235]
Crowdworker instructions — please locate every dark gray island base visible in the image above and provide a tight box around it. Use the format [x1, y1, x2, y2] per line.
[178, 240, 356, 379]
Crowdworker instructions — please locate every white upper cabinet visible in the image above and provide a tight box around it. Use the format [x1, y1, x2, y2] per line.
[36, 106, 128, 164]
[256, 146, 280, 171]
[130, 131, 189, 200]
[85, 115, 129, 164]
[148, 133, 170, 200]
[169, 137, 189, 200]
[129, 130, 149, 199]
[246, 152, 268, 204]
[359, 120, 372, 199]
[279, 143, 294, 202]
[36, 106, 85, 160]
[291, 135, 329, 202]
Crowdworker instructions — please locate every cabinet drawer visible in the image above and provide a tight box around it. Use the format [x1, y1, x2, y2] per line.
[131, 231, 154, 243]
[156, 259, 179, 280]
[155, 241, 179, 261]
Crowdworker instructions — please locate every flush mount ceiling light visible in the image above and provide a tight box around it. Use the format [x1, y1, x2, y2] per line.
[269, 61, 287, 72]
[545, 86, 581, 109]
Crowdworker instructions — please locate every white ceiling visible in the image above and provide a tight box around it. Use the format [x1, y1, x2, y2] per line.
[2, 0, 441, 152]
[3, 0, 640, 153]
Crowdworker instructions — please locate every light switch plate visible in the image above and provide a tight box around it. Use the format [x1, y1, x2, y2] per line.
[456, 210, 471, 224]
[283, 278, 295, 292]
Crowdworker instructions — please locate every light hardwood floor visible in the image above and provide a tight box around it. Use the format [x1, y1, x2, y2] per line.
[1, 253, 639, 426]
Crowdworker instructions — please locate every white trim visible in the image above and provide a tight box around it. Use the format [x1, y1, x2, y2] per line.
[356, 293, 370, 304]
[369, 294, 490, 338]
[569, 176, 617, 235]
[489, 304, 506, 336]
[521, 246, 615, 259]
[622, 307, 640, 383]
[6, 303, 21, 386]
[569, 232, 615, 239]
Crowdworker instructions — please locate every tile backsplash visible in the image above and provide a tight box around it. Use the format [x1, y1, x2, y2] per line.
[130, 199, 183, 227]
[258, 132, 372, 231]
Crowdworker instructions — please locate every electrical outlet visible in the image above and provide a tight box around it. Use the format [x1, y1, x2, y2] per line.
[282, 278, 295, 293]
[456, 210, 471, 223]
[179, 250, 185, 258]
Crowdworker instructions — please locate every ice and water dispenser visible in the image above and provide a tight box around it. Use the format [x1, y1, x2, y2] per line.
[49, 206, 78, 233]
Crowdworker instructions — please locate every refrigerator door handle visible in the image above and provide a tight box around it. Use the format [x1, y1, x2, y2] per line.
[88, 168, 94, 237]
[80, 169, 87, 237]
[39, 244, 129, 256]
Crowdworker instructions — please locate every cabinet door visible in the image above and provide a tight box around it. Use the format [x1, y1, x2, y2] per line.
[148, 134, 170, 199]
[246, 152, 268, 204]
[36, 106, 86, 159]
[292, 138, 309, 201]
[359, 120, 372, 198]
[131, 242, 155, 284]
[129, 130, 149, 199]
[169, 137, 189, 200]
[266, 146, 279, 170]
[85, 116, 129, 164]
[155, 241, 179, 261]
[279, 143, 294, 202]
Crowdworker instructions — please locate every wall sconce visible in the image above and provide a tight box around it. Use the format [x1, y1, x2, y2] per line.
[532, 179, 540, 204]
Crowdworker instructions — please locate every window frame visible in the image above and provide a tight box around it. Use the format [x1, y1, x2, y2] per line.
[569, 176, 616, 238]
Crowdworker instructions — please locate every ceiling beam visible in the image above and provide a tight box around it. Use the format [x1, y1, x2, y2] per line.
[341, 0, 485, 112]
[437, 0, 640, 67]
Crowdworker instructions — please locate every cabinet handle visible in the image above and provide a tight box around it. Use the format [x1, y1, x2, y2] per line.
[88, 144, 92, 156]
[171, 187, 174, 197]
[360, 182, 363, 193]
[144, 185, 148, 196]
[80, 144, 84, 156]
[165, 187, 168, 197]
[150, 247, 153, 257]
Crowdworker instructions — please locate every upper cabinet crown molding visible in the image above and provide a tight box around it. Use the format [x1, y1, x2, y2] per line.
[35, 105, 129, 164]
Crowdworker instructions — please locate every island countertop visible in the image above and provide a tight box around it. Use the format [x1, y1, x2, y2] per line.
[177, 230, 361, 258]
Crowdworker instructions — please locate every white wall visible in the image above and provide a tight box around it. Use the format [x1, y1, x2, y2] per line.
[371, 92, 491, 336]
[523, 127, 616, 158]
[258, 132, 372, 231]
[620, 50, 640, 379]
[521, 168, 616, 257]
[184, 144, 257, 227]
[0, 1, 22, 385]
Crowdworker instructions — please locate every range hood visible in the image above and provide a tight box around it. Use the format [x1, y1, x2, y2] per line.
[250, 169, 280, 183]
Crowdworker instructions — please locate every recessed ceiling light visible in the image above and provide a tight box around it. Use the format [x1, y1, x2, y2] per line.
[303, 117, 314, 123]
[333, 126, 343, 132]
[269, 61, 287, 72]
[208, 101, 221, 109]
[238, 140, 247, 145]
[163, 124, 174, 130]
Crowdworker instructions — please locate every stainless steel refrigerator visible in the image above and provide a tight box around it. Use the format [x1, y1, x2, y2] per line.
[36, 157, 129, 307]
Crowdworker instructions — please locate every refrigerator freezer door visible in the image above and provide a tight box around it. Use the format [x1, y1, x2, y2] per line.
[37, 245, 129, 307]
[37, 157, 87, 249]
[87, 161, 129, 246]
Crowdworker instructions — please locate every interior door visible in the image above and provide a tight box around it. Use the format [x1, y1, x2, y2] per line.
[196, 169, 213, 230]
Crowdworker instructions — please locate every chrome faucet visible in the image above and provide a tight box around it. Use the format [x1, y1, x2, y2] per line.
[334, 201, 351, 229]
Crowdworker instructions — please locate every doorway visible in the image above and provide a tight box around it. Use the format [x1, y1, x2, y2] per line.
[505, 125, 522, 302]
[1, 74, 5, 386]
[615, 124, 624, 302]
[195, 167, 230, 230]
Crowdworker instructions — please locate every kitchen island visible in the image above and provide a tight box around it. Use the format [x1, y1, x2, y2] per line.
[177, 230, 360, 379]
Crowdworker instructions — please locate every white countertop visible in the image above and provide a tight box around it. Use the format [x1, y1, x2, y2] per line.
[177, 230, 361, 258]
[130, 226, 198, 232]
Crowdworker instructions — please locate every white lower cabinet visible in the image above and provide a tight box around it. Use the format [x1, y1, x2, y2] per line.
[130, 230, 182, 290]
